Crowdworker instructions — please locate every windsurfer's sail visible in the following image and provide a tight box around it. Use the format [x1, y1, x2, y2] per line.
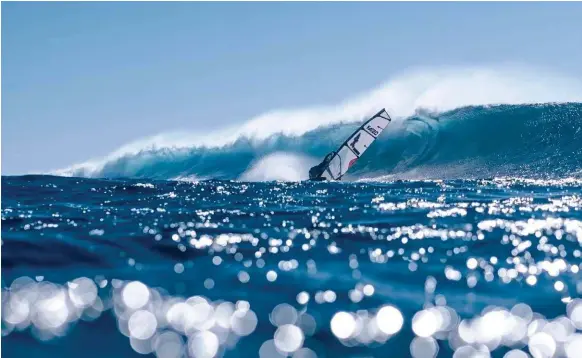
[321, 109, 391, 180]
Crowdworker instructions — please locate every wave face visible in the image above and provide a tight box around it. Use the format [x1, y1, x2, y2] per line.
[58, 103, 582, 180]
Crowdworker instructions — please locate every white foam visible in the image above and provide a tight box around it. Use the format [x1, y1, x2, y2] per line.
[54, 64, 582, 177]
[239, 152, 317, 182]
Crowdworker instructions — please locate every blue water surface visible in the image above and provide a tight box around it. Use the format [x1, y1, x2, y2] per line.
[2, 175, 582, 358]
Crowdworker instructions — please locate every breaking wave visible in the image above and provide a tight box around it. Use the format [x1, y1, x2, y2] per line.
[54, 66, 582, 181]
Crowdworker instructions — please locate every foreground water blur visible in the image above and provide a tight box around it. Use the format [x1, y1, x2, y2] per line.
[2, 175, 582, 357]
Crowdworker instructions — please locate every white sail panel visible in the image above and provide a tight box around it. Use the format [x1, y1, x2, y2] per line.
[322, 145, 358, 180]
[364, 116, 390, 137]
[345, 130, 375, 157]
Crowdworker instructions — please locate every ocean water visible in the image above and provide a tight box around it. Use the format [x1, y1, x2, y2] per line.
[2, 103, 582, 358]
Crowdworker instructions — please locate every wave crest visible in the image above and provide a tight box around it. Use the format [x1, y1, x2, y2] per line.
[54, 66, 582, 180]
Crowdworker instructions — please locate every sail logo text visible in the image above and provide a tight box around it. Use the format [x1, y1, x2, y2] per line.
[366, 125, 379, 136]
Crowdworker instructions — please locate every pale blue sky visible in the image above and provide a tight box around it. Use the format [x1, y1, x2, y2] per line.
[2, 1, 582, 174]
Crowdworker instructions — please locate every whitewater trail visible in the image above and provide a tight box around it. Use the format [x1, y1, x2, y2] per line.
[53, 65, 582, 181]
